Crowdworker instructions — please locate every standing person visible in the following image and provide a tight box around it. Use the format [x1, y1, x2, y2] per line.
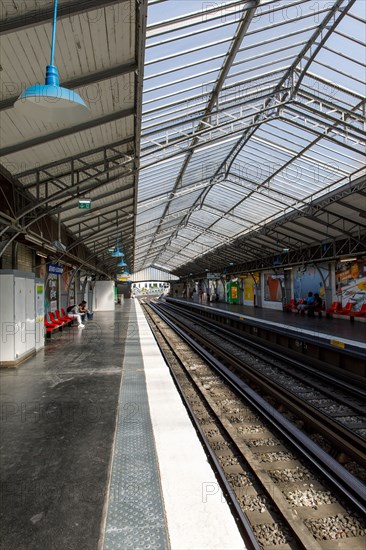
[198, 289, 203, 304]
[67, 304, 85, 328]
[79, 300, 94, 320]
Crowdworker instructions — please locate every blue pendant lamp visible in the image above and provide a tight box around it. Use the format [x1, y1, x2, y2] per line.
[118, 258, 127, 268]
[111, 246, 124, 258]
[14, 0, 90, 124]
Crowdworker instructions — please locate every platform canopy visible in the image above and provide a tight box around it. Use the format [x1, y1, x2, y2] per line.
[135, 0, 366, 276]
[0, 0, 365, 278]
[0, 0, 146, 275]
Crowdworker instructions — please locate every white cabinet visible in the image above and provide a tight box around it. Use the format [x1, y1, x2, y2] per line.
[94, 281, 115, 311]
[0, 270, 36, 365]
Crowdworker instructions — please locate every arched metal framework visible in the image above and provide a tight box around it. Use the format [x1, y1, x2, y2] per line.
[0, 0, 365, 277]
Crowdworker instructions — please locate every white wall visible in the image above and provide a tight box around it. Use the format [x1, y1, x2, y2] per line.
[94, 281, 115, 311]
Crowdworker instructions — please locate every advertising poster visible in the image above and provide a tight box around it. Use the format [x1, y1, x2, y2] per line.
[242, 273, 259, 302]
[36, 284, 44, 321]
[336, 258, 366, 311]
[50, 276, 57, 312]
[264, 273, 282, 302]
[226, 282, 239, 304]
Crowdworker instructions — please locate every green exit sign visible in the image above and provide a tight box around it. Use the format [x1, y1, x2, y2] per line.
[79, 200, 91, 209]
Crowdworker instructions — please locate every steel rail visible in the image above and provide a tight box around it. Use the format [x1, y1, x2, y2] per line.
[143, 304, 262, 550]
[158, 302, 366, 464]
[149, 302, 366, 517]
[162, 301, 366, 397]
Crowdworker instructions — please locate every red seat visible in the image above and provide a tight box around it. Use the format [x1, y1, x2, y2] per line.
[326, 301, 342, 315]
[283, 299, 295, 312]
[48, 311, 64, 325]
[337, 302, 354, 315]
[349, 304, 366, 318]
[55, 310, 71, 323]
[44, 314, 57, 326]
[44, 316, 59, 337]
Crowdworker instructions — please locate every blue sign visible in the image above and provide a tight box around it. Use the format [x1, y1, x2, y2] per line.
[48, 263, 64, 275]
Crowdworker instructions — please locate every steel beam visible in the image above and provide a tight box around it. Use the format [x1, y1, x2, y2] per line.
[0, 0, 128, 35]
[0, 108, 134, 157]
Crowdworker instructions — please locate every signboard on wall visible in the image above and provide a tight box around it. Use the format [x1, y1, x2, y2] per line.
[48, 264, 64, 275]
[207, 272, 221, 279]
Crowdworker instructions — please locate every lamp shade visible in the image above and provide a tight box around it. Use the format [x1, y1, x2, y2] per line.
[117, 259, 127, 268]
[111, 245, 124, 258]
[14, 65, 89, 124]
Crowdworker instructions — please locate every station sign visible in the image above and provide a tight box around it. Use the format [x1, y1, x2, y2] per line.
[206, 272, 221, 279]
[48, 263, 64, 275]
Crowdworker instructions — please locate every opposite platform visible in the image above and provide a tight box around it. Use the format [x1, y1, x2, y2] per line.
[169, 299, 366, 354]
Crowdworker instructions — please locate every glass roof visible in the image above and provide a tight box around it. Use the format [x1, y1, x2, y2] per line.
[135, 0, 366, 272]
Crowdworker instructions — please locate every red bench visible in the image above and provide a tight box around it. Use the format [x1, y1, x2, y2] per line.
[55, 309, 73, 326]
[48, 311, 65, 327]
[283, 299, 296, 312]
[326, 302, 342, 317]
[44, 311, 73, 338]
[44, 316, 60, 338]
[349, 303, 366, 322]
[335, 302, 354, 316]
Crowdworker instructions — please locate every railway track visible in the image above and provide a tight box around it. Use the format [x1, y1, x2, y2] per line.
[154, 300, 366, 471]
[142, 300, 366, 550]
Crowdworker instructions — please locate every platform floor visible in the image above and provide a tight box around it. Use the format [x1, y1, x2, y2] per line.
[0, 301, 245, 550]
[171, 299, 366, 350]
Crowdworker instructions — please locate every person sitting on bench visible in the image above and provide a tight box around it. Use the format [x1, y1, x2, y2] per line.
[67, 304, 85, 328]
[297, 292, 315, 315]
[78, 300, 94, 320]
[307, 293, 323, 317]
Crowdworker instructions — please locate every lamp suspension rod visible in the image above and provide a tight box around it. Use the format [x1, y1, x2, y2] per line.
[50, 0, 59, 66]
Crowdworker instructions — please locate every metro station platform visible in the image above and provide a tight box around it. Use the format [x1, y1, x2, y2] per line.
[168, 299, 366, 358]
[0, 300, 245, 550]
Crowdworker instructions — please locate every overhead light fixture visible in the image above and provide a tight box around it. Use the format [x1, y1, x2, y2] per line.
[117, 259, 127, 268]
[25, 234, 43, 245]
[52, 240, 66, 252]
[282, 248, 289, 252]
[111, 246, 124, 258]
[36, 251, 48, 258]
[340, 257, 357, 262]
[284, 267, 292, 271]
[14, 0, 90, 125]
